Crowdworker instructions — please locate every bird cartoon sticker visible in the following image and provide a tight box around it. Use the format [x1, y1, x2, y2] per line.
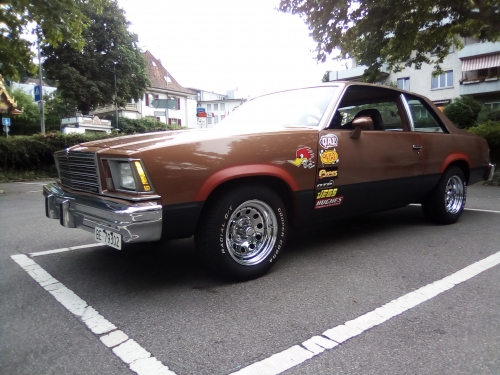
[288, 147, 315, 169]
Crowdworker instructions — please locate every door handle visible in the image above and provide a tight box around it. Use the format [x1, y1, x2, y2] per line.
[412, 145, 422, 150]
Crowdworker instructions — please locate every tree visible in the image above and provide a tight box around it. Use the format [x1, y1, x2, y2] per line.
[279, 0, 500, 82]
[6, 88, 40, 134]
[44, 91, 78, 130]
[444, 96, 482, 129]
[0, 0, 103, 81]
[42, 0, 150, 114]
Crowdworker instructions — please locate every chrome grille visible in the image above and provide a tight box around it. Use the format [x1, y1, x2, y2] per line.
[55, 151, 100, 193]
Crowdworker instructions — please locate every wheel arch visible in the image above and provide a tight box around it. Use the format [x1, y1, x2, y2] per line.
[439, 154, 471, 183]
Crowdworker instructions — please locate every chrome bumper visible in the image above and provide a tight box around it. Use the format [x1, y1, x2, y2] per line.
[486, 163, 496, 181]
[43, 183, 162, 243]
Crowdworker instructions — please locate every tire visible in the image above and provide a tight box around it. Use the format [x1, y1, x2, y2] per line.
[422, 166, 467, 224]
[195, 184, 288, 281]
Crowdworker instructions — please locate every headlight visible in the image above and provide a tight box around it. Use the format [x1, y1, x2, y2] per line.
[103, 159, 153, 193]
[119, 162, 136, 190]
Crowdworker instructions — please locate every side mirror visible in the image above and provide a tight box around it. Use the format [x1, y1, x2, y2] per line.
[350, 116, 373, 139]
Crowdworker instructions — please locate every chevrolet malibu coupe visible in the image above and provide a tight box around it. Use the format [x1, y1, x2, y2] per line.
[44, 82, 495, 280]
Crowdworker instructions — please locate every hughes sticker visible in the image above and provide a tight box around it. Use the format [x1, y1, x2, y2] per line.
[319, 134, 338, 149]
[288, 147, 315, 169]
[315, 196, 344, 209]
[318, 167, 338, 179]
[319, 149, 339, 165]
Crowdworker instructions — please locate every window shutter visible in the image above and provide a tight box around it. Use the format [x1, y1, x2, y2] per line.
[177, 98, 181, 110]
[156, 117, 160, 121]
[168, 118, 171, 125]
[145, 94, 149, 106]
[178, 119, 181, 126]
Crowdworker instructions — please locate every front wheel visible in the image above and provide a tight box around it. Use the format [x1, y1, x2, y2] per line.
[195, 184, 288, 281]
[422, 166, 467, 224]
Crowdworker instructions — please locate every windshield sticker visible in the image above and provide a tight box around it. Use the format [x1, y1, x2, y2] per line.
[288, 147, 315, 169]
[319, 134, 338, 149]
[315, 196, 344, 209]
[320, 149, 339, 165]
[318, 166, 338, 179]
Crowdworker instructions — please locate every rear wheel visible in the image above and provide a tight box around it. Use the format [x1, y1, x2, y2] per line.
[195, 184, 287, 281]
[422, 166, 467, 224]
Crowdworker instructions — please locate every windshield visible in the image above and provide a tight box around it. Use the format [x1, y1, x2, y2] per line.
[216, 86, 339, 129]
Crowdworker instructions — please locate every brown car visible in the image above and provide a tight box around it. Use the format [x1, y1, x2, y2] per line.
[44, 82, 495, 280]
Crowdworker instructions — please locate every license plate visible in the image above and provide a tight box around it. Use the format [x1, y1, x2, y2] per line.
[95, 226, 122, 250]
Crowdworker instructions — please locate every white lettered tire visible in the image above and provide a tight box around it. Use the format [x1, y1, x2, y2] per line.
[195, 184, 288, 281]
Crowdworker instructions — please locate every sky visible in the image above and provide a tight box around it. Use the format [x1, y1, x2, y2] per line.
[117, 0, 343, 98]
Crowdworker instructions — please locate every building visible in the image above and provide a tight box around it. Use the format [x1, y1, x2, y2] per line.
[60, 116, 113, 134]
[189, 88, 247, 127]
[11, 78, 57, 99]
[325, 38, 500, 111]
[93, 51, 198, 128]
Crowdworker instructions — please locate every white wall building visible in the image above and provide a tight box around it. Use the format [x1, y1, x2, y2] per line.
[326, 38, 500, 111]
[93, 51, 198, 128]
[11, 78, 57, 99]
[190, 88, 247, 128]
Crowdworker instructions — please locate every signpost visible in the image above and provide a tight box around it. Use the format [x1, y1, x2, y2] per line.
[196, 109, 207, 128]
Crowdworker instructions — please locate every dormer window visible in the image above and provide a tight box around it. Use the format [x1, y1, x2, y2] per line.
[151, 61, 156, 67]
[164, 75, 171, 83]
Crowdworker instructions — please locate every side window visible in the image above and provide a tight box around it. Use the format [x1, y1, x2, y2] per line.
[336, 101, 403, 131]
[405, 96, 446, 133]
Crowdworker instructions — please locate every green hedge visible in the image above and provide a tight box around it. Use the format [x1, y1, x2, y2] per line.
[0, 132, 112, 172]
[468, 121, 500, 162]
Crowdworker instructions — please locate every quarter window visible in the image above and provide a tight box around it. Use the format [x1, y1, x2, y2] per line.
[405, 96, 446, 133]
[431, 71, 453, 89]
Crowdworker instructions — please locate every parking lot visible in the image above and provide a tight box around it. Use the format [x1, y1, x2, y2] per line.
[1, 181, 499, 375]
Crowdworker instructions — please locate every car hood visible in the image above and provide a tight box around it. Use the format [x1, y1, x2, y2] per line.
[76, 126, 314, 152]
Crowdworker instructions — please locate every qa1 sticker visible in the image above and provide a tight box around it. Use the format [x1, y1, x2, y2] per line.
[288, 147, 315, 169]
[319, 134, 338, 149]
[320, 149, 339, 165]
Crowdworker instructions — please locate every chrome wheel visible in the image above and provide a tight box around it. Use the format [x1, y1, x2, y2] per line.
[226, 200, 278, 266]
[444, 175, 465, 214]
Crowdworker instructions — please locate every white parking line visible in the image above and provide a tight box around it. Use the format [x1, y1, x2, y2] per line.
[30, 243, 105, 257]
[230, 251, 500, 375]
[11, 254, 176, 375]
[409, 203, 500, 214]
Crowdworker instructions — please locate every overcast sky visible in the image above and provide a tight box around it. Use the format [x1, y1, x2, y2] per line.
[117, 0, 343, 98]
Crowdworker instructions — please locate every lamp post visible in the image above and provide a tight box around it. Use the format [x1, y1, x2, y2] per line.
[113, 62, 118, 129]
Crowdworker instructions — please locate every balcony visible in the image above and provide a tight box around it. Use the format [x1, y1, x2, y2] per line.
[459, 78, 500, 96]
[327, 64, 390, 82]
[458, 41, 500, 59]
[92, 102, 140, 116]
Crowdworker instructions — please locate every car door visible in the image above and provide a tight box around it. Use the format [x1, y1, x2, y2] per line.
[312, 87, 424, 220]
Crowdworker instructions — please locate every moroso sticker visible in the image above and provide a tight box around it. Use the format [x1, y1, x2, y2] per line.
[288, 146, 315, 169]
[318, 166, 338, 179]
[316, 180, 335, 189]
[320, 149, 339, 165]
[319, 134, 338, 149]
[315, 196, 344, 209]
[316, 188, 338, 199]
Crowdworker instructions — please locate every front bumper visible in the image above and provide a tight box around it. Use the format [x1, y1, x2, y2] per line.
[43, 183, 162, 244]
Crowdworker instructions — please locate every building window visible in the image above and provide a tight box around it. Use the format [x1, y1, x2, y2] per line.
[207, 104, 212, 111]
[207, 117, 212, 125]
[145, 93, 149, 106]
[151, 61, 156, 67]
[214, 104, 218, 111]
[220, 103, 225, 111]
[214, 115, 219, 124]
[431, 71, 453, 89]
[485, 102, 500, 110]
[397, 77, 410, 91]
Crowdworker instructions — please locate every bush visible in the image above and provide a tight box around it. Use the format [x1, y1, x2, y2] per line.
[0, 132, 112, 172]
[487, 110, 500, 122]
[468, 121, 500, 162]
[117, 117, 168, 134]
[444, 96, 482, 129]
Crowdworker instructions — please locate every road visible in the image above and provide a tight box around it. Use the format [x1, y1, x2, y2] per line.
[1, 181, 499, 375]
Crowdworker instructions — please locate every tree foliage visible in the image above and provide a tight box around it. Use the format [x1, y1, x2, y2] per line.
[443, 96, 482, 129]
[42, 0, 150, 113]
[44, 91, 78, 129]
[279, 0, 500, 82]
[0, 0, 102, 81]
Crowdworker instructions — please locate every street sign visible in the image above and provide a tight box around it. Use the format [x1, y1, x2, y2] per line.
[197, 108, 206, 114]
[34, 85, 41, 101]
[196, 112, 207, 118]
[2, 118, 11, 126]
[197, 117, 207, 127]
[154, 111, 166, 117]
[152, 99, 178, 109]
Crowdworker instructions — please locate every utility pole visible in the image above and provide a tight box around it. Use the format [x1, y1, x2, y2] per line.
[37, 32, 45, 134]
[114, 62, 118, 129]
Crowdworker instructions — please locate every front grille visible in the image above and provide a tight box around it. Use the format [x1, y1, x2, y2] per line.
[55, 151, 100, 193]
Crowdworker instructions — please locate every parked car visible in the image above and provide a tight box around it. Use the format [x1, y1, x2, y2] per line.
[44, 82, 495, 280]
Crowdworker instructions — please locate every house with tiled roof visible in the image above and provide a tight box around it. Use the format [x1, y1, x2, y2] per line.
[93, 51, 198, 128]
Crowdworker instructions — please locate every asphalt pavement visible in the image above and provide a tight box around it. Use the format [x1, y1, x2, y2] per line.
[1, 181, 499, 375]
